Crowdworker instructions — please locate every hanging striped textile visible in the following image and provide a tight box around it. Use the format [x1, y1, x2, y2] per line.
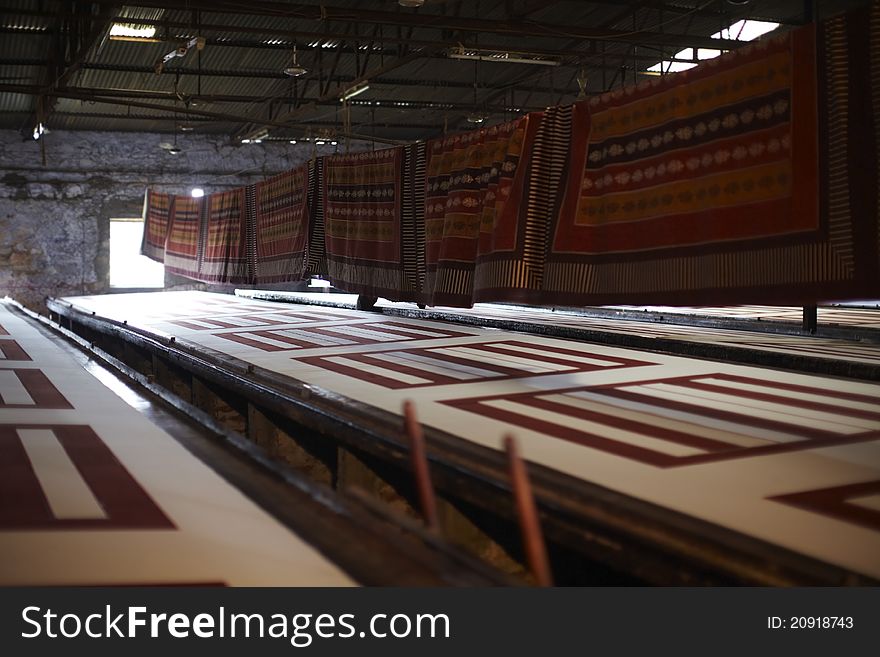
[137, 2, 878, 307]
[544, 16, 878, 306]
[199, 187, 252, 284]
[305, 157, 327, 277]
[322, 147, 420, 300]
[401, 141, 428, 299]
[163, 195, 205, 280]
[253, 165, 310, 284]
[422, 117, 537, 306]
[140, 188, 172, 263]
[473, 105, 576, 305]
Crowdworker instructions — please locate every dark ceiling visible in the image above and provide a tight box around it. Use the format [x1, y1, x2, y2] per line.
[0, 0, 869, 145]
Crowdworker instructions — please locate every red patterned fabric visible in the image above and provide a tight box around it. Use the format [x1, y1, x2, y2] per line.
[200, 188, 251, 284]
[140, 189, 172, 263]
[136, 2, 879, 306]
[542, 20, 872, 306]
[254, 166, 309, 284]
[163, 196, 204, 279]
[422, 117, 537, 306]
[322, 147, 418, 299]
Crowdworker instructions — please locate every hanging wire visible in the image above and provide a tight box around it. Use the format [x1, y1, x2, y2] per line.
[342, 99, 352, 152]
[576, 68, 588, 99]
[196, 9, 202, 99]
[473, 58, 478, 108]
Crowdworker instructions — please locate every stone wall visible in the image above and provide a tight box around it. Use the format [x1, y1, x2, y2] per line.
[0, 129, 364, 310]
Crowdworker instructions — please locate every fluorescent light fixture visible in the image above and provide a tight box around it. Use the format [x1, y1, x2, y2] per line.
[448, 50, 560, 66]
[109, 23, 157, 40]
[315, 140, 326, 145]
[190, 187, 204, 198]
[289, 139, 298, 144]
[340, 81, 370, 102]
[241, 129, 267, 145]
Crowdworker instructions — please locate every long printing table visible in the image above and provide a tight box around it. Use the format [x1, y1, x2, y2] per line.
[48, 291, 880, 584]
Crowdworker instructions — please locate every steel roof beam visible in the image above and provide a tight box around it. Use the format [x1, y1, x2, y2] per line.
[1, 58, 693, 92]
[12, 82, 544, 113]
[81, 0, 748, 49]
[0, 13, 706, 63]
[0, 82, 410, 142]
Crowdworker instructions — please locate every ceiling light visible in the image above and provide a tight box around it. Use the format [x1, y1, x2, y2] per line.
[315, 140, 326, 146]
[340, 81, 370, 102]
[155, 36, 205, 74]
[448, 50, 561, 66]
[283, 43, 308, 77]
[399, 0, 425, 6]
[466, 112, 486, 124]
[284, 64, 308, 77]
[191, 187, 204, 198]
[167, 146, 182, 155]
[253, 139, 263, 144]
[241, 138, 251, 144]
[289, 139, 297, 144]
[109, 23, 158, 41]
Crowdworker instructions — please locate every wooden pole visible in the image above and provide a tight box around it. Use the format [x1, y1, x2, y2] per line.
[504, 434, 553, 586]
[403, 400, 439, 531]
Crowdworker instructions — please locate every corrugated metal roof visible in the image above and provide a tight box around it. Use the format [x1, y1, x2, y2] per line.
[0, 0, 867, 139]
[0, 91, 33, 122]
